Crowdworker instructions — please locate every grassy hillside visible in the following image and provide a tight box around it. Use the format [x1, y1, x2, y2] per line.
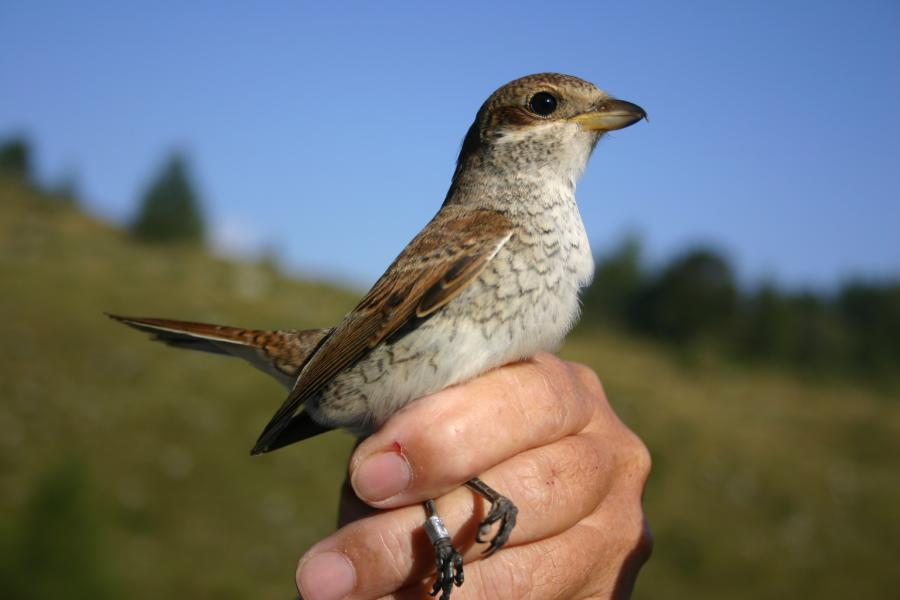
[1, 177, 897, 598]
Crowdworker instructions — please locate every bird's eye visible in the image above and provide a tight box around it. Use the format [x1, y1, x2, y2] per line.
[529, 92, 558, 116]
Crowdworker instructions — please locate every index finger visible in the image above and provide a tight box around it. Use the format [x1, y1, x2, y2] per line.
[348, 353, 596, 508]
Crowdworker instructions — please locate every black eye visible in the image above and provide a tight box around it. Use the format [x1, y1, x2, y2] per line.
[529, 92, 558, 116]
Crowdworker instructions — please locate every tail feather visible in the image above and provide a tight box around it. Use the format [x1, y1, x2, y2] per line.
[107, 314, 331, 389]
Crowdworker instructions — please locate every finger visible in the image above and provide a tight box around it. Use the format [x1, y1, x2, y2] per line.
[388, 487, 652, 600]
[296, 430, 623, 600]
[382, 505, 650, 600]
[388, 525, 599, 600]
[348, 353, 598, 507]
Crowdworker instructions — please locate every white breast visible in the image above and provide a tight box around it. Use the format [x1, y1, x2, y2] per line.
[311, 125, 600, 431]
[342, 186, 594, 428]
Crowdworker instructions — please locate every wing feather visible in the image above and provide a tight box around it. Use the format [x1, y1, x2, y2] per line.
[251, 208, 513, 453]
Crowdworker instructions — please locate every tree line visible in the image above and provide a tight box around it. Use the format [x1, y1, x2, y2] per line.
[580, 235, 900, 380]
[4, 135, 897, 381]
[1, 136, 204, 244]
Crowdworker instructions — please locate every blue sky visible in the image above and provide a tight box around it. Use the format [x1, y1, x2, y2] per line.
[2, 1, 898, 289]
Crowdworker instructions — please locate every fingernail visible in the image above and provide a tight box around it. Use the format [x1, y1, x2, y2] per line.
[351, 450, 412, 503]
[297, 551, 355, 600]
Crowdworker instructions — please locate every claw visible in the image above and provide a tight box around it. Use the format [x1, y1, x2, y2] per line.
[429, 537, 464, 600]
[476, 496, 518, 556]
[425, 513, 463, 599]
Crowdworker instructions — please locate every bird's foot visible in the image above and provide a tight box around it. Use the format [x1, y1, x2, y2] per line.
[476, 495, 518, 556]
[425, 515, 463, 599]
[429, 537, 464, 599]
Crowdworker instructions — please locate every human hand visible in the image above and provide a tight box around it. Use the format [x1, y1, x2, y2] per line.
[296, 352, 653, 600]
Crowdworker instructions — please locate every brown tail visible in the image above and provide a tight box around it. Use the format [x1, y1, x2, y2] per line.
[107, 314, 331, 390]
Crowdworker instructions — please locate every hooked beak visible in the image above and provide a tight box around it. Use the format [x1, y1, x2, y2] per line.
[569, 99, 647, 131]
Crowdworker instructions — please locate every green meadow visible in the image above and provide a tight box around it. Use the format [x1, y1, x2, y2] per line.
[1, 177, 897, 598]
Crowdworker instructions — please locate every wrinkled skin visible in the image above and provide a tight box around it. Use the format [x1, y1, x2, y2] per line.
[297, 353, 653, 600]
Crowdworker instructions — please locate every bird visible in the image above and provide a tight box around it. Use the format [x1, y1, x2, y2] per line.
[109, 72, 645, 599]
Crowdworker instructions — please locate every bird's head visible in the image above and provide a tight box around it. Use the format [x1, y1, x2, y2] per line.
[451, 73, 645, 190]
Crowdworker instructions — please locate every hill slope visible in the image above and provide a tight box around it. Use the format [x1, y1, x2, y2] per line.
[1, 178, 897, 598]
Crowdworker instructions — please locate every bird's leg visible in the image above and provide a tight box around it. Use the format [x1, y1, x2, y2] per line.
[424, 498, 463, 599]
[465, 477, 518, 556]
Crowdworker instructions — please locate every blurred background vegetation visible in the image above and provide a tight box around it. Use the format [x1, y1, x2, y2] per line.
[1, 136, 898, 599]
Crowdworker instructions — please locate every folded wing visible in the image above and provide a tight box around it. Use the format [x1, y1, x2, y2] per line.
[251, 207, 514, 453]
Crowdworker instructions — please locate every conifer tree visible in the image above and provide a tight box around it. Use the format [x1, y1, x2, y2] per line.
[0, 136, 32, 181]
[131, 153, 205, 243]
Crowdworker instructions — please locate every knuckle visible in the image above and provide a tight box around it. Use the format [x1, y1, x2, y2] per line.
[622, 430, 652, 481]
[567, 363, 611, 429]
[570, 362, 605, 397]
[532, 354, 578, 398]
[512, 356, 580, 437]
[531, 351, 568, 375]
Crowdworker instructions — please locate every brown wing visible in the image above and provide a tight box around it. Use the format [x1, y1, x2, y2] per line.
[251, 207, 514, 453]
